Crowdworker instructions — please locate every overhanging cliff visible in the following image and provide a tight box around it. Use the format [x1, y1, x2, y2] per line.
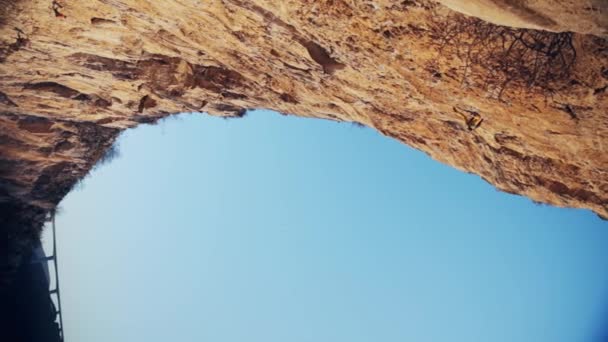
[1, 0, 607, 232]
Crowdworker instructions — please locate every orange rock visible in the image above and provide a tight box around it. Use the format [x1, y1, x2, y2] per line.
[0, 0, 606, 226]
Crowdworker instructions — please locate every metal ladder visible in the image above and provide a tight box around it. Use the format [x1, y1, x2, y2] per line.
[31, 211, 65, 341]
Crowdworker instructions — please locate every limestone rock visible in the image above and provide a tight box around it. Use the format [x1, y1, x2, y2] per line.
[439, 0, 608, 36]
[0, 0, 607, 234]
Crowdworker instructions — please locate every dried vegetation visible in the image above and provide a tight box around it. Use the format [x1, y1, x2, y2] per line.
[429, 13, 577, 100]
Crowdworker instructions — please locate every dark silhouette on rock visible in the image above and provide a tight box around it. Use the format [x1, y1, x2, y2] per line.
[0, 241, 62, 342]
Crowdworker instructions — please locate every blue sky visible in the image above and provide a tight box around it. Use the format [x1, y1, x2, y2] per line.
[44, 110, 608, 342]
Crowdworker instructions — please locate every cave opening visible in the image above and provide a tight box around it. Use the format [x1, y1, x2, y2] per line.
[34, 109, 608, 342]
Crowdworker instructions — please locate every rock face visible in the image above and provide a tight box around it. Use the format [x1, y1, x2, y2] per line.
[438, 0, 608, 36]
[0, 0, 607, 242]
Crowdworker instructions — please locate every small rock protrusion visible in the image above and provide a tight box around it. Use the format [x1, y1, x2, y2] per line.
[301, 40, 345, 74]
[453, 106, 483, 131]
[137, 95, 157, 113]
[0, 91, 18, 107]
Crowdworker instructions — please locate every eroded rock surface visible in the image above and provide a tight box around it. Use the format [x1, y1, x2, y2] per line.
[0, 0, 607, 257]
[438, 0, 608, 36]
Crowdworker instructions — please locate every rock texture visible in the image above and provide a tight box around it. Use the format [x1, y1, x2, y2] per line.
[438, 0, 608, 36]
[0, 0, 607, 249]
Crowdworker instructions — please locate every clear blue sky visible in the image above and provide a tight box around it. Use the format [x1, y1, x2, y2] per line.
[44, 110, 608, 342]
